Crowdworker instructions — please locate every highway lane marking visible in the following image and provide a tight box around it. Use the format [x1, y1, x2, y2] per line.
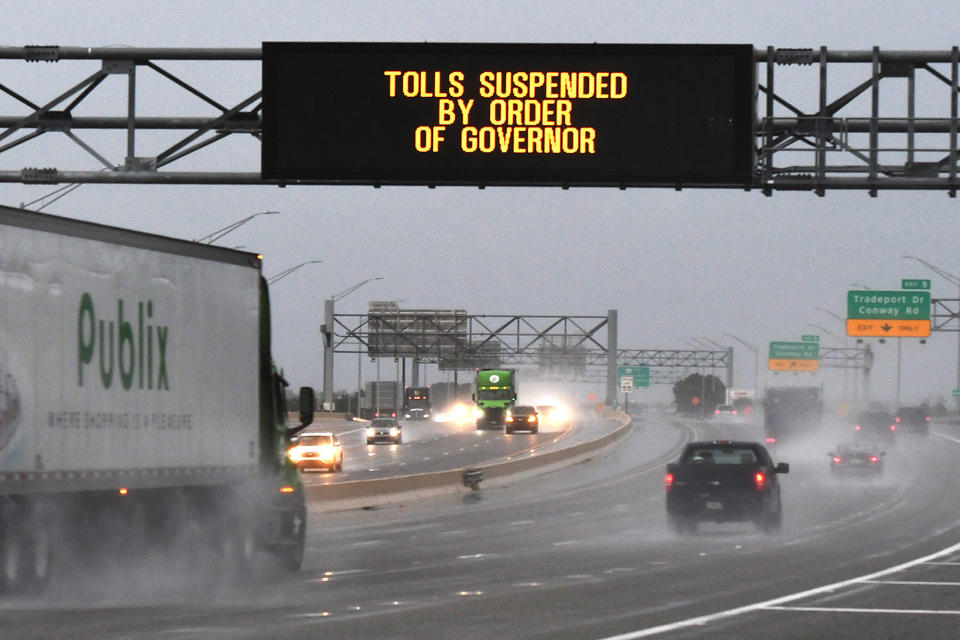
[863, 579, 960, 586]
[593, 538, 960, 639]
[592, 429, 960, 639]
[763, 606, 960, 615]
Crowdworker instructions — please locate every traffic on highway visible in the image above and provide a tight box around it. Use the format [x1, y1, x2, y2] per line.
[5, 400, 960, 640]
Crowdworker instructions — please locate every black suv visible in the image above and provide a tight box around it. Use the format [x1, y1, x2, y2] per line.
[665, 440, 788, 534]
[894, 406, 931, 435]
[854, 410, 896, 439]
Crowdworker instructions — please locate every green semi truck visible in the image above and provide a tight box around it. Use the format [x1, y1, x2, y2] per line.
[473, 369, 517, 430]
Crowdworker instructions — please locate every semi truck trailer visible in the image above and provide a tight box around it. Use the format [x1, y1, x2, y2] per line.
[762, 385, 823, 444]
[0, 204, 314, 596]
[403, 386, 431, 420]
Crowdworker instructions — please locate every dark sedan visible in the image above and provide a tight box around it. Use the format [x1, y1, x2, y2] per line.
[365, 417, 403, 445]
[829, 442, 885, 476]
[505, 405, 539, 434]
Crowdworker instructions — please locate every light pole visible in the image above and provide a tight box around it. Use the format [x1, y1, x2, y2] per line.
[266, 260, 322, 285]
[904, 255, 960, 414]
[700, 337, 734, 394]
[806, 322, 841, 345]
[194, 210, 279, 244]
[724, 334, 759, 394]
[322, 277, 384, 412]
[817, 307, 851, 401]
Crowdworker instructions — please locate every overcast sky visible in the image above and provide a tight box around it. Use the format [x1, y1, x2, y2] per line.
[5, 0, 959, 407]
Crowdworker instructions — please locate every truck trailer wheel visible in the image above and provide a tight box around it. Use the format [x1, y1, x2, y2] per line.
[275, 496, 307, 573]
[22, 518, 52, 595]
[220, 518, 257, 581]
[0, 520, 22, 594]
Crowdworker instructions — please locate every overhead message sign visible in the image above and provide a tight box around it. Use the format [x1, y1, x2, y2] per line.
[846, 290, 931, 338]
[261, 42, 755, 186]
[768, 341, 819, 372]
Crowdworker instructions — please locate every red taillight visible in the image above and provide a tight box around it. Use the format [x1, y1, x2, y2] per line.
[715, 409, 721, 414]
[833, 456, 843, 464]
[391, 412, 397, 418]
[855, 425, 861, 431]
[870, 456, 880, 463]
[754, 472, 767, 490]
[890, 424, 897, 431]
[665, 473, 675, 487]
[732, 410, 738, 415]
[895, 416, 901, 423]
[765, 437, 776, 444]
[926, 416, 931, 422]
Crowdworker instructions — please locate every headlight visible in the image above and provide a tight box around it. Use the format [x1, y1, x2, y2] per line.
[389, 427, 399, 437]
[318, 445, 334, 461]
[287, 446, 303, 462]
[366, 427, 375, 437]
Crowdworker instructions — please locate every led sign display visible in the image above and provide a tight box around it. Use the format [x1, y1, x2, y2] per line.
[261, 42, 755, 186]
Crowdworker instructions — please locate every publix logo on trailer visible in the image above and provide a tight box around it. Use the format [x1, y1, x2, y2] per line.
[77, 292, 170, 391]
[489, 374, 500, 384]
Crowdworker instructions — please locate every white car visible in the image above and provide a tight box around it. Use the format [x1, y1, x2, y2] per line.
[288, 432, 344, 472]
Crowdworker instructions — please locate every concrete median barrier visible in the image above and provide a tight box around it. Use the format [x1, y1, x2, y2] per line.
[307, 411, 632, 512]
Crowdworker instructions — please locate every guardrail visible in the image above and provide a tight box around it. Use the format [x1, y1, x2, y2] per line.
[306, 410, 632, 512]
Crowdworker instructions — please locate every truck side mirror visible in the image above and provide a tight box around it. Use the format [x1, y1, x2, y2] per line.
[666, 462, 679, 474]
[775, 462, 789, 474]
[299, 387, 315, 428]
[472, 393, 476, 402]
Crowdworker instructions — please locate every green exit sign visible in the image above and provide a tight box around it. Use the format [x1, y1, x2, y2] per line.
[902, 279, 931, 290]
[617, 366, 650, 387]
[847, 290, 931, 320]
[769, 341, 819, 360]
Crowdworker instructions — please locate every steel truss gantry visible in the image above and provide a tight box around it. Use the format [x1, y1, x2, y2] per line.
[331, 310, 731, 392]
[932, 298, 960, 332]
[2, 45, 960, 193]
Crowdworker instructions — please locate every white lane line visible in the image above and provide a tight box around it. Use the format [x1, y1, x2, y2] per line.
[863, 580, 960, 587]
[925, 562, 960, 566]
[593, 539, 960, 639]
[763, 606, 960, 616]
